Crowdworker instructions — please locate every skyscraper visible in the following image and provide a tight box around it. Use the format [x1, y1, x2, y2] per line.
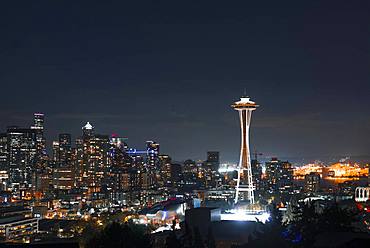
[52, 141, 60, 163]
[265, 158, 293, 195]
[88, 134, 110, 187]
[74, 137, 84, 187]
[80, 122, 109, 190]
[31, 113, 45, 155]
[206, 151, 220, 172]
[0, 133, 8, 191]
[82, 122, 94, 138]
[231, 96, 258, 204]
[0, 133, 8, 170]
[7, 127, 37, 190]
[82, 122, 94, 188]
[159, 154, 172, 185]
[146, 141, 159, 167]
[110, 135, 128, 151]
[251, 159, 263, 193]
[58, 133, 72, 167]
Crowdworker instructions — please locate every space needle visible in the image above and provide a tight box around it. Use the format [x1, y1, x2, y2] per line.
[232, 96, 259, 204]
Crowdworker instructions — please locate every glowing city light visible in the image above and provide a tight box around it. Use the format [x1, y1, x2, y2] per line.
[220, 209, 271, 223]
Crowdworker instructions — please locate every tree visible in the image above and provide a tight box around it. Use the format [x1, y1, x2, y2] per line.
[193, 227, 204, 248]
[182, 222, 193, 248]
[240, 204, 290, 248]
[282, 199, 301, 225]
[206, 227, 216, 248]
[241, 223, 289, 248]
[171, 219, 177, 231]
[286, 202, 359, 247]
[80, 221, 100, 246]
[317, 203, 357, 232]
[83, 222, 152, 248]
[166, 231, 181, 248]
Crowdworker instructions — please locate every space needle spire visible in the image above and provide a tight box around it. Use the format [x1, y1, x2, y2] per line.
[232, 95, 259, 204]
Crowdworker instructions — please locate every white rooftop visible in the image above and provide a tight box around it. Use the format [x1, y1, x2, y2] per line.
[82, 122, 94, 130]
[235, 96, 255, 105]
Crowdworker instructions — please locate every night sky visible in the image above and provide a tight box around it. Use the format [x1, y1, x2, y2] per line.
[0, 1, 369, 162]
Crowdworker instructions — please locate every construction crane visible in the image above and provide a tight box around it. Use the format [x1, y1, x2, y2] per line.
[252, 150, 263, 161]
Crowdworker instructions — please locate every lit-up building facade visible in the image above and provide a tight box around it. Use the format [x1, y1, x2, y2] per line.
[206, 151, 220, 172]
[7, 127, 37, 191]
[52, 141, 59, 164]
[304, 172, 321, 194]
[293, 162, 368, 183]
[58, 133, 72, 167]
[355, 186, 370, 213]
[81, 122, 110, 191]
[0, 133, 7, 170]
[251, 159, 263, 194]
[74, 137, 84, 187]
[159, 154, 172, 186]
[146, 141, 160, 167]
[0, 216, 39, 242]
[52, 167, 74, 190]
[31, 113, 45, 155]
[265, 158, 293, 195]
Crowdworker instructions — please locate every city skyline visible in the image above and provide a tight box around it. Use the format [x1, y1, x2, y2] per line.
[0, 1, 369, 246]
[1, 109, 370, 164]
[1, 1, 369, 161]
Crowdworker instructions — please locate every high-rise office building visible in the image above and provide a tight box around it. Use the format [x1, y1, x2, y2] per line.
[88, 134, 109, 187]
[109, 138, 135, 197]
[31, 113, 45, 155]
[52, 141, 59, 163]
[206, 151, 220, 172]
[0, 133, 8, 170]
[182, 159, 199, 189]
[110, 136, 128, 151]
[170, 163, 182, 186]
[265, 158, 293, 195]
[52, 167, 74, 190]
[7, 127, 37, 190]
[251, 159, 263, 192]
[58, 133, 72, 167]
[109, 137, 132, 169]
[32, 113, 44, 129]
[0, 133, 8, 190]
[146, 141, 159, 167]
[74, 138, 84, 186]
[82, 122, 93, 188]
[159, 154, 172, 185]
[80, 122, 109, 190]
[304, 172, 320, 194]
[0, 170, 8, 191]
[82, 122, 94, 138]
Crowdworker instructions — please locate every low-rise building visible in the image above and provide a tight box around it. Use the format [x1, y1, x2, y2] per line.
[0, 206, 39, 242]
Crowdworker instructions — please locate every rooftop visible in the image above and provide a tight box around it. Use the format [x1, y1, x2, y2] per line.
[82, 121, 94, 130]
[231, 96, 259, 109]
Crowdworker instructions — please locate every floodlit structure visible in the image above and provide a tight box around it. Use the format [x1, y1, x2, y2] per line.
[220, 209, 270, 223]
[232, 96, 259, 204]
[355, 187, 370, 203]
[354, 186, 370, 213]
